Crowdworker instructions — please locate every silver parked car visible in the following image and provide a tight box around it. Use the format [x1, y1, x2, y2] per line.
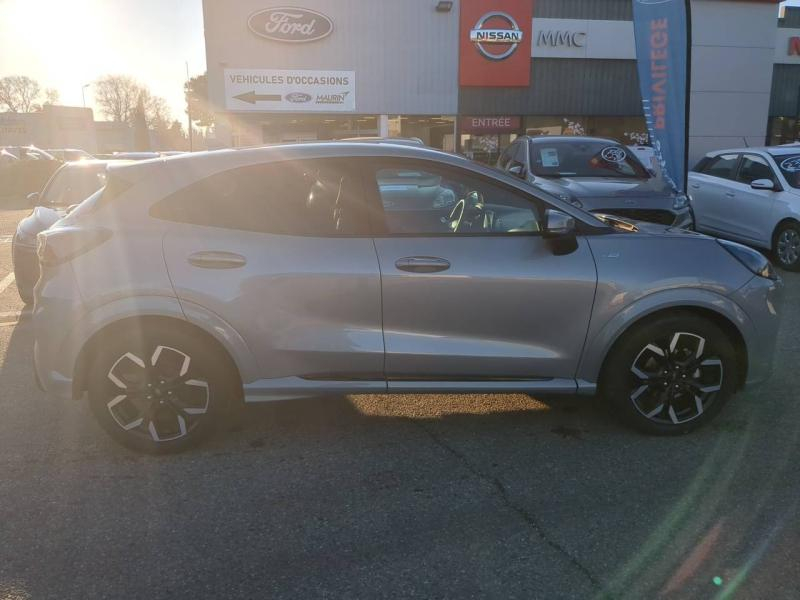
[498, 136, 694, 229]
[689, 146, 800, 270]
[33, 143, 782, 453]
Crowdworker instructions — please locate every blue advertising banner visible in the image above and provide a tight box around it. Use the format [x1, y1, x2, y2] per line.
[632, 0, 691, 194]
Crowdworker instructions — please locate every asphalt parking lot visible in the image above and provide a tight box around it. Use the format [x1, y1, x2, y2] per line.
[1, 208, 800, 599]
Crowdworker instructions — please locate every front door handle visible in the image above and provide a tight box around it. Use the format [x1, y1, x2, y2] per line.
[690, 183, 700, 189]
[395, 256, 451, 273]
[725, 192, 736, 198]
[188, 251, 247, 269]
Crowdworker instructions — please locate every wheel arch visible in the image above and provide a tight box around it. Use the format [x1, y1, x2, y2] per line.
[772, 217, 800, 249]
[596, 306, 748, 392]
[72, 315, 245, 401]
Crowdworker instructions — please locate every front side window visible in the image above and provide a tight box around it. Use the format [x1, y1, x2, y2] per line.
[372, 162, 542, 235]
[41, 166, 107, 207]
[771, 153, 800, 189]
[737, 154, 775, 185]
[528, 139, 649, 179]
[151, 160, 370, 235]
[700, 154, 739, 180]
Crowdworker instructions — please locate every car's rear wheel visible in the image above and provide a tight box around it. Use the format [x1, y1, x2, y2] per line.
[774, 221, 800, 271]
[602, 313, 737, 435]
[87, 325, 237, 453]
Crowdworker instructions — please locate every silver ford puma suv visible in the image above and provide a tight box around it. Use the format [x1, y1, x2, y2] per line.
[33, 143, 783, 453]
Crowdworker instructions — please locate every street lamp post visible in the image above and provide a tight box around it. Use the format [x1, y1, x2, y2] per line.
[82, 83, 91, 108]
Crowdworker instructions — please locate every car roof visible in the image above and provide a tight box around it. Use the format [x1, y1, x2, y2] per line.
[523, 135, 622, 145]
[706, 146, 800, 157]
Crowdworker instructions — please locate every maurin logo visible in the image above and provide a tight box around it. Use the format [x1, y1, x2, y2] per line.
[315, 91, 350, 105]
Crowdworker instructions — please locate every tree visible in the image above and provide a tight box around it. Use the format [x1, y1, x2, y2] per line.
[94, 74, 141, 123]
[132, 97, 150, 151]
[94, 74, 170, 128]
[43, 88, 59, 106]
[0, 75, 41, 112]
[185, 73, 215, 128]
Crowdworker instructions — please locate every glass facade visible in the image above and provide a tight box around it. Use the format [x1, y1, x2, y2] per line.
[460, 115, 649, 165]
[767, 116, 799, 146]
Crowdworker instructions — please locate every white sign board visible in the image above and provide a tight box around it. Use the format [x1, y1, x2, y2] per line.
[225, 68, 355, 112]
[531, 19, 636, 60]
[775, 29, 800, 64]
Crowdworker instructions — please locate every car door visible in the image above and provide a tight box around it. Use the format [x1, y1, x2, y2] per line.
[689, 153, 740, 235]
[157, 158, 385, 391]
[364, 158, 598, 389]
[718, 153, 779, 246]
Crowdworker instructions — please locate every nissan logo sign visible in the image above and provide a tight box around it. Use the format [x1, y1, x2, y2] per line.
[469, 11, 523, 61]
[248, 7, 334, 43]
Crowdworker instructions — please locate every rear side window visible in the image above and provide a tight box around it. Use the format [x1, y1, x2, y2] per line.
[700, 154, 739, 180]
[151, 160, 371, 236]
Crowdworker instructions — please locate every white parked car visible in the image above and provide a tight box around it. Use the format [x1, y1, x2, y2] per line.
[689, 146, 800, 270]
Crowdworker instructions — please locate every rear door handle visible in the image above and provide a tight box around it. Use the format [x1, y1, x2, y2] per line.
[188, 251, 247, 269]
[395, 256, 451, 273]
[690, 183, 701, 189]
[725, 192, 736, 198]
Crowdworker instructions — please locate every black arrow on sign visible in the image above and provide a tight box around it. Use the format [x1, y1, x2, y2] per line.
[233, 91, 282, 104]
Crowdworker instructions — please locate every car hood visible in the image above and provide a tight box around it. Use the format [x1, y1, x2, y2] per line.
[534, 176, 673, 199]
[16, 206, 64, 241]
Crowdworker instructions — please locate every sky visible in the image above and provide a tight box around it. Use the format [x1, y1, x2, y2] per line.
[0, 0, 206, 123]
[0, 0, 799, 123]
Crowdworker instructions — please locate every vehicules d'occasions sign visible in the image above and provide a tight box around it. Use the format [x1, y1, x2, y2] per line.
[247, 7, 333, 43]
[225, 68, 355, 112]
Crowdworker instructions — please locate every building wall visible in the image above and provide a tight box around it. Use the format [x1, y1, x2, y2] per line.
[203, 0, 460, 116]
[689, 0, 778, 162]
[0, 106, 97, 152]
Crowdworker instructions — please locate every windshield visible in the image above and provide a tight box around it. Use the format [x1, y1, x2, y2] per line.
[41, 165, 107, 207]
[771, 153, 800, 189]
[529, 140, 650, 179]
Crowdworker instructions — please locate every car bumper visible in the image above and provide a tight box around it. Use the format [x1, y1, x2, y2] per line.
[11, 236, 38, 298]
[590, 206, 694, 229]
[32, 264, 86, 401]
[732, 274, 784, 386]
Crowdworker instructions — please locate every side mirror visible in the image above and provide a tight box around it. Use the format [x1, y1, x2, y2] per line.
[508, 163, 526, 179]
[751, 179, 775, 191]
[544, 209, 576, 237]
[27, 192, 40, 207]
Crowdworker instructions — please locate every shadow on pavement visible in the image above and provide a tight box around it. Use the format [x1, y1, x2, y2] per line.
[2, 303, 800, 598]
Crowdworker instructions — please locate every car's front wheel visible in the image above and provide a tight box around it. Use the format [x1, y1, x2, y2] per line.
[602, 313, 737, 435]
[773, 221, 800, 271]
[87, 325, 237, 453]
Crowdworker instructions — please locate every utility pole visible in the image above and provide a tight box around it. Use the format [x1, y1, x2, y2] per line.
[186, 61, 194, 152]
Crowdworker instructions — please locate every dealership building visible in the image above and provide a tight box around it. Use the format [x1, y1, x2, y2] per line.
[204, 0, 800, 165]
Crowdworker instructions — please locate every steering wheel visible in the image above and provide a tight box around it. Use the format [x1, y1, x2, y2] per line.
[446, 198, 466, 232]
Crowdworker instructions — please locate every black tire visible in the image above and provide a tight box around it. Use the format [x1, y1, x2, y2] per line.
[601, 312, 737, 435]
[87, 325, 238, 454]
[773, 221, 800, 271]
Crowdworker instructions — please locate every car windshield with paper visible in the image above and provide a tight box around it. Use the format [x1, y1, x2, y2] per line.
[772, 153, 800, 189]
[530, 139, 650, 179]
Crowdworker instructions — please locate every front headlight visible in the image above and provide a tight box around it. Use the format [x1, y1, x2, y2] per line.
[673, 193, 690, 210]
[717, 239, 778, 280]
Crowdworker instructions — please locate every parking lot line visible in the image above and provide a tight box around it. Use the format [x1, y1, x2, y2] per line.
[0, 272, 15, 295]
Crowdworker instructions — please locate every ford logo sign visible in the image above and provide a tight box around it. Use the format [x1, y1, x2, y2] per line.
[285, 92, 313, 103]
[248, 7, 334, 43]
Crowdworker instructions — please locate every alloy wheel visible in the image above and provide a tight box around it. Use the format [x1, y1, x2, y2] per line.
[105, 345, 210, 442]
[628, 332, 723, 425]
[777, 228, 800, 266]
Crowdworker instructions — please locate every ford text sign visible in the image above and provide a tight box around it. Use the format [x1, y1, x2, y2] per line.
[248, 7, 334, 43]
